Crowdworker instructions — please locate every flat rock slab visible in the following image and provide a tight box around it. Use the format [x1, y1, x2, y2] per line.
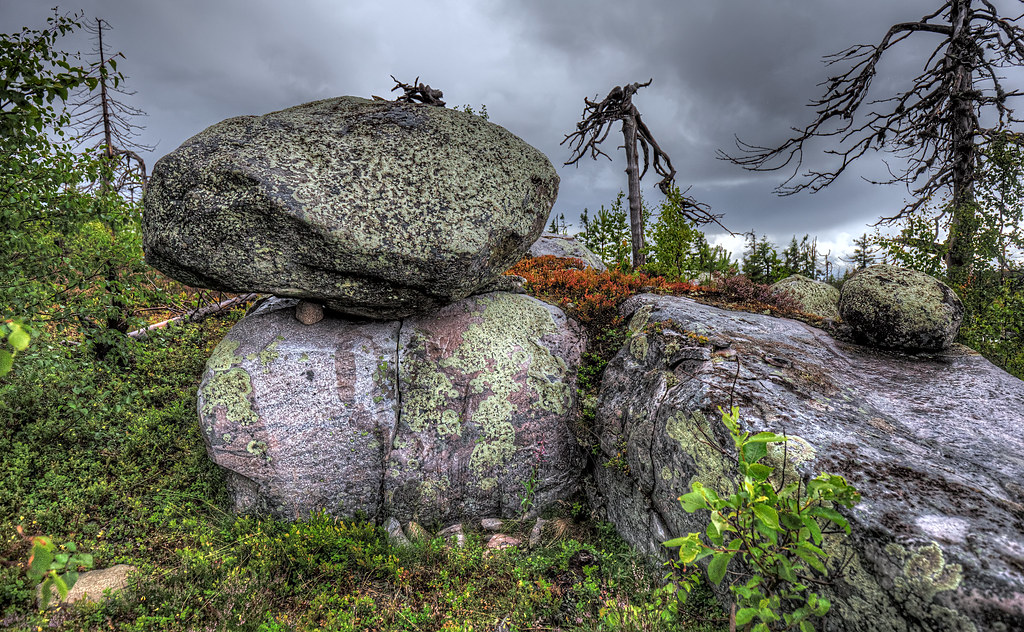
[198, 292, 584, 527]
[592, 293, 1024, 632]
[144, 96, 559, 319]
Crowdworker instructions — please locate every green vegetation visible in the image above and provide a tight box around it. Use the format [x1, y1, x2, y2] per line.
[0, 309, 728, 631]
[666, 408, 861, 632]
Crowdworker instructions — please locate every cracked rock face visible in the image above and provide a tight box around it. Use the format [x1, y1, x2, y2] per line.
[197, 293, 584, 527]
[143, 96, 559, 319]
[591, 293, 1024, 632]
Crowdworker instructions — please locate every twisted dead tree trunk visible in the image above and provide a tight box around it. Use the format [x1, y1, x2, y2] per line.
[563, 80, 676, 268]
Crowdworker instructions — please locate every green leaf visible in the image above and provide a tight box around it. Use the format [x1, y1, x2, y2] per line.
[808, 506, 849, 532]
[735, 607, 758, 625]
[776, 556, 797, 582]
[707, 551, 734, 585]
[794, 545, 826, 573]
[52, 572, 68, 599]
[742, 441, 769, 464]
[752, 504, 779, 530]
[800, 621, 816, 632]
[27, 541, 53, 581]
[747, 463, 774, 481]
[664, 533, 703, 564]
[801, 515, 823, 545]
[8, 324, 29, 351]
[679, 490, 707, 513]
[39, 577, 54, 609]
[0, 350, 12, 376]
[748, 431, 787, 443]
[780, 511, 804, 530]
[62, 571, 78, 591]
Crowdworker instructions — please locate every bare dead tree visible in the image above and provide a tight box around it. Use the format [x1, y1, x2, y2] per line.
[720, 0, 1024, 284]
[564, 80, 723, 268]
[390, 75, 446, 106]
[69, 18, 150, 201]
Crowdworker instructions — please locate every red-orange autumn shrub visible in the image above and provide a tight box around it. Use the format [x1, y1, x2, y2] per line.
[507, 256, 704, 335]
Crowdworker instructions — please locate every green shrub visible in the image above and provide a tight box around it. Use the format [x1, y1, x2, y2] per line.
[665, 407, 860, 632]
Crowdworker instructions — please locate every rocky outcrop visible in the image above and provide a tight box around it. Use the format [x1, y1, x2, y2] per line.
[198, 293, 584, 527]
[770, 274, 840, 320]
[839, 264, 964, 350]
[528, 235, 607, 271]
[590, 293, 1024, 632]
[144, 97, 559, 319]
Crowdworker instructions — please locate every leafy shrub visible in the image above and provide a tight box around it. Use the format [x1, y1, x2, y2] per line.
[665, 407, 860, 632]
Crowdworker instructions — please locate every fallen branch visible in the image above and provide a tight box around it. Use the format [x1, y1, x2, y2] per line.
[127, 293, 259, 339]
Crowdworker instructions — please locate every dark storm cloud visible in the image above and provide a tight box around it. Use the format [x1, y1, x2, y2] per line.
[1, 0, 1000, 258]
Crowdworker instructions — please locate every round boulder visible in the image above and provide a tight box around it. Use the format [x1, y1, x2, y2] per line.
[197, 293, 585, 524]
[839, 264, 964, 350]
[144, 97, 559, 319]
[528, 234, 607, 271]
[770, 274, 840, 320]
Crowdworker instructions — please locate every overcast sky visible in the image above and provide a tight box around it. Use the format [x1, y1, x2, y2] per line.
[3, 0, 1016, 261]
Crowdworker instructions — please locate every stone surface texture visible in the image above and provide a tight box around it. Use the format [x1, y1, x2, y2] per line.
[38, 565, 135, 608]
[528, 235, 607, 271]
[144, 96, 559, 319]
[839, 264, 964, 350]
[770, 274, 840, 320]
[198, 292, 584, 528]
[590, 293, 1024, 632]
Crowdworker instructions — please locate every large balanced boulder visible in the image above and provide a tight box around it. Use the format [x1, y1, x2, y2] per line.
[590, 293, 1024, 632]
[198, 293, 584, 527]
[144, 97, 559, 319]
[770, 273, 840, 320]
[839, 264, 964, 350]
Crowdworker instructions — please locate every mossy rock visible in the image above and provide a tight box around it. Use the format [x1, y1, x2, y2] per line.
[839, 264, 964, 351]
[770, 274, 840, 320]
[197, 293, 585, 525]
[591, 293, 1024, 631]
[144, 96, 559, 319]
[527, 235, 607, 271]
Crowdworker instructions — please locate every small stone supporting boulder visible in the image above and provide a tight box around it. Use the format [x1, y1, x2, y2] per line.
[197, 292, 585, 527]
[770, 274, 840, 320]
[528, 235, 607, 272]
[144, 96, 559, 319]
[589, 293, 1024, 632]
[839, 264, 964, 351]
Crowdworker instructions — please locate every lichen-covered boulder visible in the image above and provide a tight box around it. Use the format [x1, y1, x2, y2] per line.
[590, 293, 1024, 632]
[144, 97, 559, 319]
[385, 292, 585, 528]
[198, 297, 400, 518]
[528, 235, 607, 271]
[770, 274, 840, 320]
[198, 293, 584, 525]
[839, 264, 964, 350]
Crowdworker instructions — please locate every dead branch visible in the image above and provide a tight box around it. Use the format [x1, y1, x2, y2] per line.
[562, 79, 677, 193]
[718, 0, 1024, 224]
[390, 75, 446, 106]
[127, 293, 259, 339]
